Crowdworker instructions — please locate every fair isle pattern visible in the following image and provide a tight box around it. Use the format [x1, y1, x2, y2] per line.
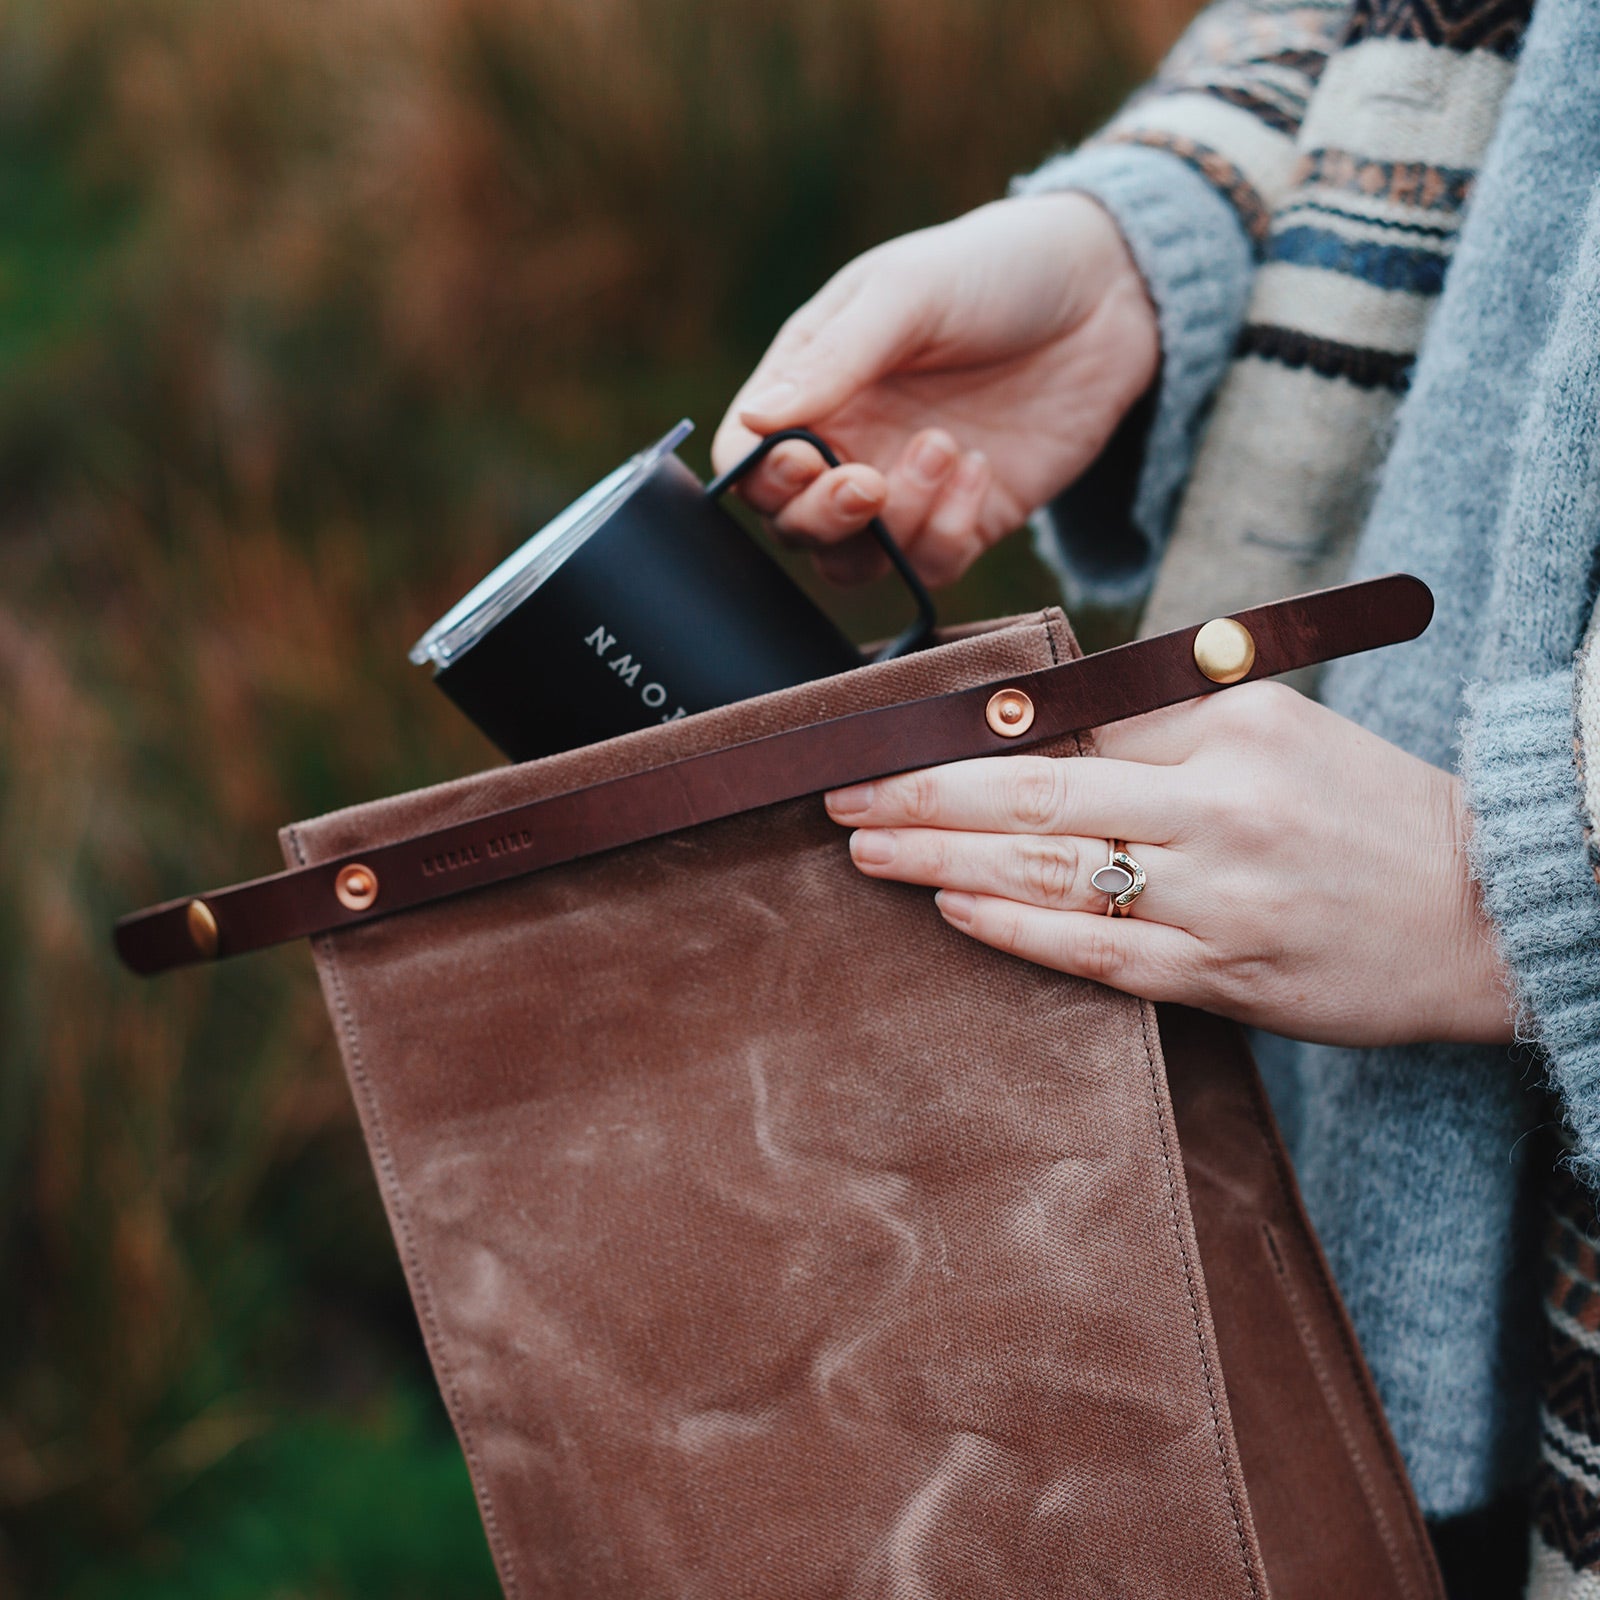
[1253, 0, 1530, 398]
[1100, 1, 1351, 244]
[1133, 0, 1531, 639]
[1531, 1165, 1600, 1594]
[1249, 142, 1473, 386]
[1348, 0, 1534, 53]
[1130, 0, 1348, 135]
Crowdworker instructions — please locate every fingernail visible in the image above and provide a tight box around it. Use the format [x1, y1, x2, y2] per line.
[910, 433, 956, 483]
[849, 829, 895, 866]
[826, 783, 873, 817]
[742, 381, 798, 418]
[834, 479, 878, 516]
[937, 891, 976, 927]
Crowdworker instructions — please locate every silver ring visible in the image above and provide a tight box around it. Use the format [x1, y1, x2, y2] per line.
[1091, 841, 1146, 917]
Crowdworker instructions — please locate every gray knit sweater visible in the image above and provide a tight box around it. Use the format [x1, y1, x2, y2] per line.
[1017, 0, 1600, 1520]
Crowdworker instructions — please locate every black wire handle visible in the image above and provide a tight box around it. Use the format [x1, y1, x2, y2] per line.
[704, 427, 938, 661]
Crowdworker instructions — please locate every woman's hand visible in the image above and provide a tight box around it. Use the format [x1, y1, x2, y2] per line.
[711, 192, 1159, 589]
[824, 682, 1517, 1048]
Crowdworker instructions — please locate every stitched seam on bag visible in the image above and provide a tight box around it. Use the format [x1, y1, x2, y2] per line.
[1240, 1042, 1439, 1591]
[287, 823, 524, 1600]
[1260, 1222, 1416, 1598]
[1239, 1052, 1441, 1596]
[1137, 1001, 1260, 1598]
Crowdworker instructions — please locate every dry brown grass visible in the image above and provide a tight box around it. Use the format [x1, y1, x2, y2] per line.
[0, 0, 1196, 1586]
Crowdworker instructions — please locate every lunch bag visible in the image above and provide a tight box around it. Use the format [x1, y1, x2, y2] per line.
[116, 577, 1444, 1599]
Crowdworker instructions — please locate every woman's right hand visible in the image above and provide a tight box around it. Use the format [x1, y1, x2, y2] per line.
[711, 191, 1160, 588]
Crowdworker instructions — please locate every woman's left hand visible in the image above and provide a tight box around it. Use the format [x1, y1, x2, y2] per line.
[824, 681, 1516, 1048]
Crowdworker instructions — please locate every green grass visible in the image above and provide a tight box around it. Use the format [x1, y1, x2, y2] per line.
[62, 1394, 500, 1600]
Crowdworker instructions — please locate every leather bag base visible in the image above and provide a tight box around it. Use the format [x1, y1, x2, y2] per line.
[283, 610, 1436, 1599]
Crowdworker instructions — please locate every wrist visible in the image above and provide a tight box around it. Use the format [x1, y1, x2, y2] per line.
[1424, 777, 1517, 1045]
[1003, 191, 1161, 405]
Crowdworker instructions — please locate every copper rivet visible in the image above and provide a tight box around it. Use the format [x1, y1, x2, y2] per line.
[186, 899, 219, 959]
[985, 688, 1035, 739]
[335, 863, 379, 912]
[1193, 617, 1257, 685]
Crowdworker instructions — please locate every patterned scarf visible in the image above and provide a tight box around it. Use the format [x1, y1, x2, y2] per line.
[1104, 0, 1533, 636]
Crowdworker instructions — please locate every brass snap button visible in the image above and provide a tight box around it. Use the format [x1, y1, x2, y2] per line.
[1193, 617, 1257, 685]
[186, 899, 219, 959]
[985, 688, 1035, 738]
[334, 863, 380, 911]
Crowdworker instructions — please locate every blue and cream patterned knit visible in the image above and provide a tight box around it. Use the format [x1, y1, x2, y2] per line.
[1138, 0, 1535, 637]
[1018, 0, 1533, 625]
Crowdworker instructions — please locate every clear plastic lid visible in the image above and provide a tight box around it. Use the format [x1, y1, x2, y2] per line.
[409, 419, 694, 672]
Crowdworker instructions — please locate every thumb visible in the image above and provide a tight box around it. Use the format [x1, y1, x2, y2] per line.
[736, 282, 919, 433]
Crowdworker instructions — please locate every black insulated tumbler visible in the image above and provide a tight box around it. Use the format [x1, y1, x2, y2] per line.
[410, 421, 936, 763]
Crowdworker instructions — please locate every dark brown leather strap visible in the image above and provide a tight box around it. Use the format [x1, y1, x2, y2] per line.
[114, 574, 1431, 975]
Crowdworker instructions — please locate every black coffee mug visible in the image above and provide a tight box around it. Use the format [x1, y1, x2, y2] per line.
[410, 421, 937, 763]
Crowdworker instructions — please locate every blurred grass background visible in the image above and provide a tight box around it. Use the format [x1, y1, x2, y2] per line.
[0, 0, 1197, 1593]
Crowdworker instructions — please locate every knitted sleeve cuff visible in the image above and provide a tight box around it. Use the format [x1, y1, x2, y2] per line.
[1010, 143, 1255, 607]
[1463, 669, 1600, 1184]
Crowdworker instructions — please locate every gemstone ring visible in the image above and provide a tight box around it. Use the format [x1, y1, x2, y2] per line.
[1090, 842, 1146, 917]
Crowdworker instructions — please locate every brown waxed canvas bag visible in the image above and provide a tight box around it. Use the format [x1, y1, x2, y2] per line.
[115, 581, 1445, 1599]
